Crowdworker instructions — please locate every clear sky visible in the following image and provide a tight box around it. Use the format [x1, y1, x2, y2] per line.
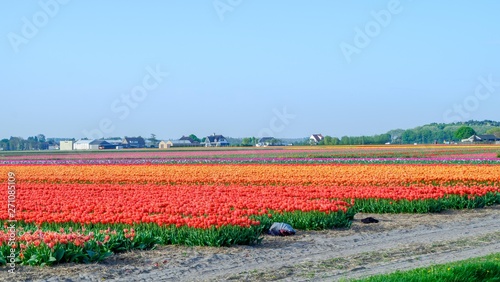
[1, 1, 499, 140]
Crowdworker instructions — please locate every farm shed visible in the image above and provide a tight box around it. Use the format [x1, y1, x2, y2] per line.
[73, 140, 93, 150]
[89, 140, 114, 150]
[159, 141, 170, 149]
[159, 139, 197, 149]
[59, 140, 74, 151]
[122, 137, 146, 148]
[167, 140, 193, 147]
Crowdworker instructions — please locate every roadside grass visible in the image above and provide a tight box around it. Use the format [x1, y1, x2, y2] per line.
[352, 253, 500, 282]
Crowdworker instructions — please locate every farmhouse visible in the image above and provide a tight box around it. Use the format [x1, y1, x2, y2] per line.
[309, 134, 324, 145]
[461, 134, 498, 144]
[204, 133, 229, 147]
[122, 137, 146, 148]
[256, 137, 281, 147]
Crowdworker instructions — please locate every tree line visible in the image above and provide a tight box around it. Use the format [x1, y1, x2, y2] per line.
[2, 121, 499, 151]
[318, 125, 499, 146]
[0, 134, 56, 151]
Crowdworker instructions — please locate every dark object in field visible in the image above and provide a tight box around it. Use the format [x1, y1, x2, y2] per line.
[361, 217, 379, 224]
[268, 222, 296, 236]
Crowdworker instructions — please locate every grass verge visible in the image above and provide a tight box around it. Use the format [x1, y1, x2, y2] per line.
[352, 253, 500, 282]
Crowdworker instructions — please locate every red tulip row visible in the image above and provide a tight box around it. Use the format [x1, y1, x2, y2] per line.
[1, 182, 497, 229]
[1, 183, 353, 229]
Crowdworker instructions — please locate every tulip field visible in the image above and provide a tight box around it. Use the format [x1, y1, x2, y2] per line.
[1, 145, 499, 266]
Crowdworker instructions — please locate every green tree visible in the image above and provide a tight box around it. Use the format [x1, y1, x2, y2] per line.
[148, 134, 158, 147]
[0, 139, 10, 150]
[402, 130, 417, 144]
[454, 126, 476, 140]
[37, 134, 46, 143]
[270, 138, 281, 145]
[387, 129, 404, 144]
[189, 134, 201, 143]
[340, 136, 351, 145]
[486, 127, 500, 138]
[323, 135, 333, 145]
[9, 137, 24, 151]
[27, 136, 39, 150]
[241, 137, 253, 146]
[149, 134, 157, 142]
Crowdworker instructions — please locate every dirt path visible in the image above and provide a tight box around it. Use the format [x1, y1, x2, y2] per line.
[4, 205, 499, 282]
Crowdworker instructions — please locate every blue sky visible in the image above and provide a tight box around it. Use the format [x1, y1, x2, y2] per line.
[1, 1, 499, 139]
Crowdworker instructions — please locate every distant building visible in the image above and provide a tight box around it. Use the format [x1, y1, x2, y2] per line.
[122, 137, 146, 148]
[159, 136, 201, 149]
[204, 133, 229, 147]
[461, 134, 498, 144]
[89, 140, 114, 150]
[158, 140, 170, 149]
[103, 139, 123, 146]
[179, 136, 199, 144]
[59, 140, 74, 151]
[167, 140, 193, 147]
[48, 144, 60, 150]
[73, 139, 120, 150]
[256, 137, 281, 147]
[73, 140, 93, 150]
[103, 139, 123, 149]
[309, 134, 324, 145]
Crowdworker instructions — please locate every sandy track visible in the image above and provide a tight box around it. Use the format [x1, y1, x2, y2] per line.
[4, 205, 499, 282]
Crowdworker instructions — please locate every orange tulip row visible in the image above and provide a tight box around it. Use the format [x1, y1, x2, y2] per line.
[2, 164, 499, 186]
